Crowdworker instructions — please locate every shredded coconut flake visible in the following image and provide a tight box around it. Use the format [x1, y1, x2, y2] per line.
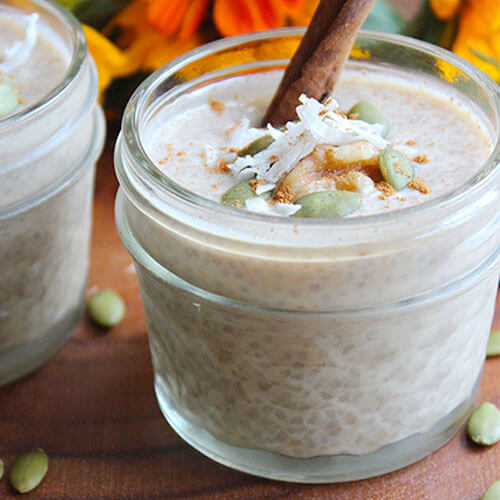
[245, 197, 301, 216]
[254, 183, 275, 195]
[0, 13, 39, 72]
[226, 94, 389, 183]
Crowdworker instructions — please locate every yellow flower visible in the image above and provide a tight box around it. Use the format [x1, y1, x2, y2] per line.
[429, 0, 462, 20]
[83, 25, 137, 99]
[430, 0, 500, 81]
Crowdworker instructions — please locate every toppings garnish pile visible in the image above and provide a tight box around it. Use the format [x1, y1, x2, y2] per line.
[214, 94, 431, 218]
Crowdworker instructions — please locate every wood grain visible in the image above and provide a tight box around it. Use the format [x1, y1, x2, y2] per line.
[0, 134, 498, 499]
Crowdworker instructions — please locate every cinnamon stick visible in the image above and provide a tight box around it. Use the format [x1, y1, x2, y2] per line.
[262, 0, 375, 127]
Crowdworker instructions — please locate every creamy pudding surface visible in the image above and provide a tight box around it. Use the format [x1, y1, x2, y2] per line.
[0, 6, 69, 116]
[144, 69, 492, 217]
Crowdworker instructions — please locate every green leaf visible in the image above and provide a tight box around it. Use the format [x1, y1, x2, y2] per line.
[362, 0, 406, 34]
[56, 0, 86, 10]
[56, 0, 130, 29]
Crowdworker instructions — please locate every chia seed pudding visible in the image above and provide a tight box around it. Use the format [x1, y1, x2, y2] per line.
[0, 1, 105, 384]
[115, 30, 500, 481]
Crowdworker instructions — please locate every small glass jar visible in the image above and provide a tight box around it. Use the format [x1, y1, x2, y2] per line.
[0, 0, 105, 384]
[115, 29, 500, 482]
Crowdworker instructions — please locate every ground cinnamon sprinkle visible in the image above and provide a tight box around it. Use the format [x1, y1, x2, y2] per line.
[336, 111, 349, 119]
[225, 120, 243, 136]
[210, 160, 230, 174]
[274, 184, 292, 203]
[413, 154, 429, 164]
[210, 98, 225, 115]
[249, 178, 265, 193]
[375, 181, 396, 199]
[408, 177, 431, 194]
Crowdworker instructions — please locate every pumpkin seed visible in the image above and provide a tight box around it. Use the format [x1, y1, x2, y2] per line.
[87, 290, 126, 328]
[487, 330, 500, 358]
[238, 135, 274, 157]
[348, 101, 389, 138]
[221, 180, 258, 207]
[0, 76, 19, 119]
[295, 190, 362, 218]
[0, 458, 3, 480]
[467, 402, 500, 446]
[379, 145, 414, 191]
[221, 180, 272, 208]
[9, 449, 49, 494]
[482, 480, 500, 500]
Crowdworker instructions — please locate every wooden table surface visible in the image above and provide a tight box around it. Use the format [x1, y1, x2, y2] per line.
[0, 134, 499, 500]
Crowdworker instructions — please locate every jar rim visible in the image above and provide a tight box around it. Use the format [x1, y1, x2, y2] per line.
[0, 0, 87, 130]
[115, 188, 500, 315]
[119, 28, 500, 229]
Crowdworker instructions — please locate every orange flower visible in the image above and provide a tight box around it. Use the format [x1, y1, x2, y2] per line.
[86, 0, 319, 97]
[146, 0, 316, 39]
[105, 0, 206, 72]
[146, 0, 210, 41]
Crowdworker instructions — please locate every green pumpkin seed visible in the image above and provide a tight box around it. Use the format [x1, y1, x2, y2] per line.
[295, 190, 362, 218]
[0, 76, 19, 119]
[467, 402, 500, 446]
[482, 480, 500, 500]
[238, 135, 274, 157]
[221, 180, 258, 207]
[379, 145, 414, 191]
[0, 458, 4, 481]
[9, 449, 49, 494]
[487, 330, 500, 358]
[348, 101, 389, 138]
[221, 180, 272, 208]
[87, 290, 126, 328]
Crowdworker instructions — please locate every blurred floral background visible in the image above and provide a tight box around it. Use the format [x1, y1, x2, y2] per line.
[57, 0, 500, 115]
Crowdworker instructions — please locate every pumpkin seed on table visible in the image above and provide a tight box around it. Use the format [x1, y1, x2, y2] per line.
[238, 135, 274, 157]
[379, 145, 414, 191]
[9, 449, 49, 494]
[295, 190, 362, 218]
[467, 402, 500, 445]
[348, 101, 390, 138]
[0, 76, 19, 119]
[482, 480, 500, 500]
[487, 330, 500, 357]
[87, 289, 126, 328]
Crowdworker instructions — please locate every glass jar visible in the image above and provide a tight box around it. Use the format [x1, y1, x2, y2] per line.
[0, 0, 105, 384]
[115, 29, 500, 482]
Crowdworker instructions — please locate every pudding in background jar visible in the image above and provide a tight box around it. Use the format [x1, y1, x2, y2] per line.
[0, 0, 105, 384]
[115, 30, 500, 481]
